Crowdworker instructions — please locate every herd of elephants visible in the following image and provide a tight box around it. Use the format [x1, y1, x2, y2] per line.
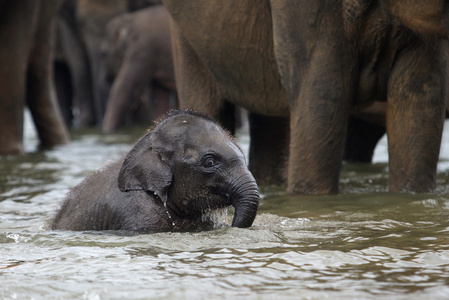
[2, 0, 449, 205]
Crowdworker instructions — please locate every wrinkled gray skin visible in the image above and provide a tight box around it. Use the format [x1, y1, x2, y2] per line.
[163, 0, 449, 194]
[51, 110, 259, 231]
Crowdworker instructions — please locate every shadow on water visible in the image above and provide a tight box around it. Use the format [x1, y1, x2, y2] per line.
[1, 116, 449, 299]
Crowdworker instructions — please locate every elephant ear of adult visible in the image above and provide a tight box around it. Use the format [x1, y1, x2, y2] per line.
[118, 133, 172, 203]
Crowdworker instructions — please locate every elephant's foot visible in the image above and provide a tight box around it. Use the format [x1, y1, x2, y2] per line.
[389, 178, 436, 193]
[0, 142, 24, 155]
[286, 171, 340, 195]
[38, 133, 70, 149]
[30, 109, 70, 148]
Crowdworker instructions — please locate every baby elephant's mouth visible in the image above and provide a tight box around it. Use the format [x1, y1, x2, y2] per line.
[210, 187, 233, 206]
[164, 196, 233, 231]
[201, 206, 236, 229]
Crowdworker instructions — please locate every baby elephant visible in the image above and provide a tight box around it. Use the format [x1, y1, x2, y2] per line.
[51, 110, 259, 231]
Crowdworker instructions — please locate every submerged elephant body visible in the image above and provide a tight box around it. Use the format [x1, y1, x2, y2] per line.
[51, 110, 259, 231]
[163, 0, 449, 194]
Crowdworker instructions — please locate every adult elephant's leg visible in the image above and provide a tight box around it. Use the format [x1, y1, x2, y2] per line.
[387, 42, 447, 192]
[27, 0, 70, 149]
[271, 0, 354, 194]
[102, 59, 151, 133]
[169, 21, 229, 129]
[248, 113, 289, 186]
[57, 18, 96, 127]
[0, 2, 39, 154]
[286, 59, 352, 194]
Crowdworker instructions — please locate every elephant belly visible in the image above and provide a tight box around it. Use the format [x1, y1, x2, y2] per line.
[349, 3, 406, 107]
[168, 0, 290, 116]
[355, 61, 387, 106]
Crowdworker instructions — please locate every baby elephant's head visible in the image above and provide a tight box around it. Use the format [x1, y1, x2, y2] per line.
[118, 110, 259, 228]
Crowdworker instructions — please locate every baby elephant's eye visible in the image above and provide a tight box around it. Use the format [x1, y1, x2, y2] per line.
[203, 155, 219, 168]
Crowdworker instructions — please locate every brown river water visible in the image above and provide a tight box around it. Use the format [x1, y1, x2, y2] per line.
[1, 112, 449, 299]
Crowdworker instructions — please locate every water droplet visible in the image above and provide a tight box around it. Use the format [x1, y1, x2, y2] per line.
[164, 201, 176, 227]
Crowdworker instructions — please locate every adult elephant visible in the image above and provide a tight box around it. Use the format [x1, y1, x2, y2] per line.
[69, 0, 164, 127]
[162, 0, 449, 194]
[0, 0, 70, 155]
[101, 5, 177, 133]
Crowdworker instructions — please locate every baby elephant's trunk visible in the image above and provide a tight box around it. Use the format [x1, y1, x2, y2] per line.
[229, 173, 260, 228]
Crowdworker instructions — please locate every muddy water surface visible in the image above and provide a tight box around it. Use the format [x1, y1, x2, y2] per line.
[1, 114, 449, 299]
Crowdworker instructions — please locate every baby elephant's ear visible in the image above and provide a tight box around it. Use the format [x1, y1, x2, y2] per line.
[118, 132, 172, 203]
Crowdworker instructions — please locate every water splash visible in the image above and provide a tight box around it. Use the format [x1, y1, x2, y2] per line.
[202, 207, 234, 228]
[163, 201, 176, 227]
